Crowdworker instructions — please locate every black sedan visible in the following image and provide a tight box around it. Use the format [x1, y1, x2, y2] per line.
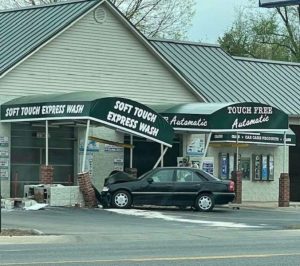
[101, 167, 235, 212]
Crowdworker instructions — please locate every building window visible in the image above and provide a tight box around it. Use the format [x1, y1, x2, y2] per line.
[240, 157, 250, 180]
[252, 154, 274, 181]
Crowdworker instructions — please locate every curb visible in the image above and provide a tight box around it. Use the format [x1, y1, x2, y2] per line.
[228, 202, 300, 210]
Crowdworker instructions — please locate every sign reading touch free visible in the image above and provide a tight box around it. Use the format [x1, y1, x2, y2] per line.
[211, 103, 288, 131]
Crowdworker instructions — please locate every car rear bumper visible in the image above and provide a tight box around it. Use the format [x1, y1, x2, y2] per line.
[213, 192, 235, 205]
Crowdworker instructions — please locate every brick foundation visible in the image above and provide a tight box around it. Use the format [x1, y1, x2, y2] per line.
[231, 171, 242, 204]
[77, 172, 97, 208]
[40, 165, 54, 184]
[279, 173, 290, 207]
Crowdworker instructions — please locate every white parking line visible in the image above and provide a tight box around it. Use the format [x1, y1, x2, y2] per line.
[105, 209, 260, 228]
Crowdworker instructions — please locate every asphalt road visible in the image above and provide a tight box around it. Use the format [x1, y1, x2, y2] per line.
[1, 206, 300, 265]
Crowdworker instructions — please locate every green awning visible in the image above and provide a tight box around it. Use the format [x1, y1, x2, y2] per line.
[0, 91, 174, 147]
[151, 102, 289, 132]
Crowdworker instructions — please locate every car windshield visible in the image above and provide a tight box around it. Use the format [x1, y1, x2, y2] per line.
[137, 169, 153, 180]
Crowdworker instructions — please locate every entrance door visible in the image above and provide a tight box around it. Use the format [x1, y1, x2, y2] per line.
[124, 135, 181, 176]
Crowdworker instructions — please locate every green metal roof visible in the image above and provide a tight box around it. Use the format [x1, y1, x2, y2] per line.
[150, 39, 300, 116]
[0, 0, 102, 76]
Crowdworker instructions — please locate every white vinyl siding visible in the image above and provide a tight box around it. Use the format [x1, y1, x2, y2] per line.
[0, 3, 199, 105]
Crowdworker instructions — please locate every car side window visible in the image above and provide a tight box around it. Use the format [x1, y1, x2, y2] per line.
[194, 171, 208, 181]
[151, 169, 174, 183]
[176, 169, 197, 182]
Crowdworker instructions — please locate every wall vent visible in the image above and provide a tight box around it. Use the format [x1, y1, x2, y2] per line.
[94, 7, 106, 23]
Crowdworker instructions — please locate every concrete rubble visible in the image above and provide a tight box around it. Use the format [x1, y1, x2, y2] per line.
[1, 184, 85, 211]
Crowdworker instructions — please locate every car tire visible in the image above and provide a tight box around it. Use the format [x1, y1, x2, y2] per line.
[112, 190, 132, 209]
[195, 193, 214, 212]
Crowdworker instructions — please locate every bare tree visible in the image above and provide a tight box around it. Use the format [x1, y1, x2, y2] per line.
[275, 5, 300, 61]
[0, 0, 195, 40]
[218, 2, 300, 62]
[110, 0, 195, 39]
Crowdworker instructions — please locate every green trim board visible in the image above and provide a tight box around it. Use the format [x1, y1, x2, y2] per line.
[0, 91, 174, 147]
[151, 102, 289, 132]
[211, 131, 296, 146]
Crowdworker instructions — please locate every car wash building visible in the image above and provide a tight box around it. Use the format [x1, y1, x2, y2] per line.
[0, 0, 299, 205]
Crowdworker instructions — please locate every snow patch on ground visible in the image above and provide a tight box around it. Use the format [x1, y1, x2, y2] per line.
[23, 203, 48, 210]
[105, 209, 260, 228]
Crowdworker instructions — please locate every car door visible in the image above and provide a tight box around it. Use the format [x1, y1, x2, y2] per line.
[173, 169, 206, 206]
[133, 168, 175, 206]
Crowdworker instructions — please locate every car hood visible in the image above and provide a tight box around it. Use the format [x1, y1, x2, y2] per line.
[104, 171, 136, 185]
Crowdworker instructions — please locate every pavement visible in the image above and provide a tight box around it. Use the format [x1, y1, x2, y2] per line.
[1, 201, 300, 244]
[229, 201, 300, 209]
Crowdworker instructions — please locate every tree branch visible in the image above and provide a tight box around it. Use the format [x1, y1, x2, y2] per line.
[134, 0, 163, 27]
[276, 7, 299, 58]
[257, 40, 296, 55]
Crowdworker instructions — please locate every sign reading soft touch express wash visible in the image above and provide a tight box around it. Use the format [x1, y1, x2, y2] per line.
[0, 93, 174, 147]
[2, 102, 89, 119]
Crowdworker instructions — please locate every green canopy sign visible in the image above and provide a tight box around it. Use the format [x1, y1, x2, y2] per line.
[0, 92, 174, 147]
[151, 102, 288, 132]
[211, 102, 288, 131]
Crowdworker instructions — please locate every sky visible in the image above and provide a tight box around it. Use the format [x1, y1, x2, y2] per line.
[187, 0, 257, 44]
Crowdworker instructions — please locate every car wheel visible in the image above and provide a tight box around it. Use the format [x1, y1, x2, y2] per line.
[112, 190, 132, 209]
[195, 193, 214, 212]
